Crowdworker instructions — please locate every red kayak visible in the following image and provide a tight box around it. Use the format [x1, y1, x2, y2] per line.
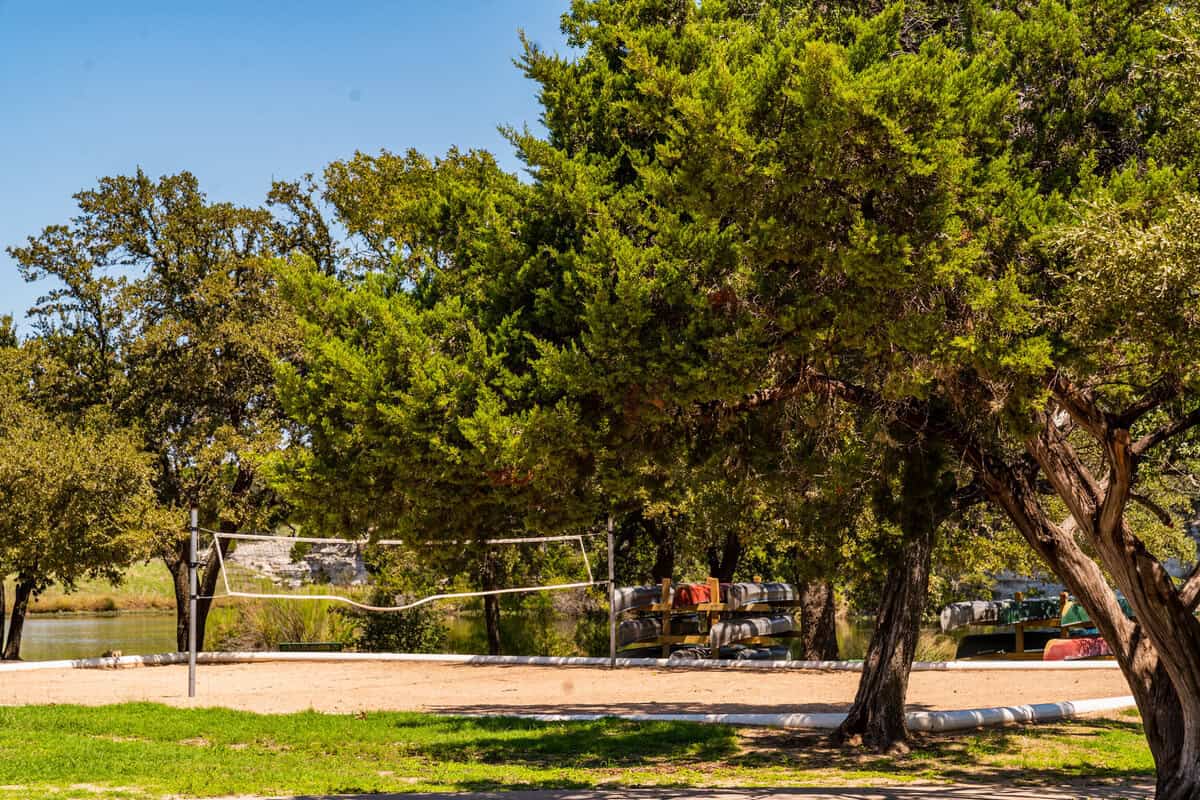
[1043, 636, 1112, 660]
[672, 582, 732, 606]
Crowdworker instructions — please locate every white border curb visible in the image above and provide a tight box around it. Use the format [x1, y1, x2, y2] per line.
[0, 650, 1123, 672]
[475, 695, 1137, 732]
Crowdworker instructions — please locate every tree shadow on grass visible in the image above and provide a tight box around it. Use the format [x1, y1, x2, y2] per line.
[733, 715, 1151, 787]
[384, 713, 741, 767]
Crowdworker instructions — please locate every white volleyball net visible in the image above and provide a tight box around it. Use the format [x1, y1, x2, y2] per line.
[198, 528, 604, 612]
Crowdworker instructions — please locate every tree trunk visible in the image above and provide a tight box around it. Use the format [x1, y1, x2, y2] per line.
[483, 594, 502, 656]
[833, 436, 954, 752]
[831, 524, 934, 751]
[170, 555, 189, 652]
[3, 577, 35, 661]
[0, 579, 6, 660]
[169, 535, 231, 652]
[796, 580, 839, 661]
[650, 522, 675, 583]
[706, 530, 742, 582]
[481, 552, 502, 656]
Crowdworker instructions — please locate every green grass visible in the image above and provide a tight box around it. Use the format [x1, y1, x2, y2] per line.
[5, 563, 176, 615]
[0, 704, 1153, 799]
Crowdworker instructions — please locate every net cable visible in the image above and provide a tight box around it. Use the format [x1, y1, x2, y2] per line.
[201, 528, 603, 612]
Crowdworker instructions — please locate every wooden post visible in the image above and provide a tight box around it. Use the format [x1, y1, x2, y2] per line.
[706, 576, 720, 657]
[607, 515, 616, 669]
[660, 577, 672, 658]
[1013, 591, 1025, 655]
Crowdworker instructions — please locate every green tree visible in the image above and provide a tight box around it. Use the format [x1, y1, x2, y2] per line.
[512, 0, 1200, 791]
[8, 169, 299, 651]
[270, 148, 591, 654]
[0, 345, 158, 659]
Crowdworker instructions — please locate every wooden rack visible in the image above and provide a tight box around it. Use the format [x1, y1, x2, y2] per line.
[963, 591, 1092, 660]
[622, 575, 802, 658]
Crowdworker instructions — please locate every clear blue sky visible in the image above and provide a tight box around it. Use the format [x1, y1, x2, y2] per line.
[0, 0, 569, 326]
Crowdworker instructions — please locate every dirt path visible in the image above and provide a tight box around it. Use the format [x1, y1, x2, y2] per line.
[0, 661, 1133, 715]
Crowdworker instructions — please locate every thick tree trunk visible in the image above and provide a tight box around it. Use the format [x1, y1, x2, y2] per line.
[706, 530, 742, 582]
[169, 535, 231, 652]
[3, 577, 35, 661]
[796, 580, 839, 661]
[831, 525, 934, 751]
[481, 552, 502, 656]
[171, 555, 189, 652]
[833, 435, 954, 752]
[483, 594, 502, 656]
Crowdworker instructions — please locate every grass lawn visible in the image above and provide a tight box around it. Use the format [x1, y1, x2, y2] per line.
[0, 704, 1152, 799]
[4, 562, 176, 614]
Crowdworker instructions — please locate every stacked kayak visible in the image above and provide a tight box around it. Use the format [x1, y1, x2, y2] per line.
[939, 591, 1132, 661]
[613, 576, 801, 659]
[727, 582, 802, 610]
[939, 597, 1062, 633]
[617, 614, 702, 648]
[709, 614, 796, 650]
[613, 585, 669, 615]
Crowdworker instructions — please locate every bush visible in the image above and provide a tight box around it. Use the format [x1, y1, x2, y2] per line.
[344, 600, 448, 654]
[207, 598, 357, 651]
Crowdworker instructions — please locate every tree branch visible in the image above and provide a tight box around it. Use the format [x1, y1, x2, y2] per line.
[1180, 562, 1200, 612]
[1113, 377, 1181, 429]
[1047, 374, 1109, 438]
[1096, 429, 1134, 547]
[1129, 491, 1173, 527]
[1132, 407, 1200, 457]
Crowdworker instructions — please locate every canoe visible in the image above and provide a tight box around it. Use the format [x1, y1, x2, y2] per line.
[1043, 636, 1111, 661]
[726, 582, 801, 610]
[940, 598, 1062, 632]
[613, 585, 670, 615]
[709, 614, 795, 649]
[617, 613, 701, 648]
[954, 630, 1060, 658]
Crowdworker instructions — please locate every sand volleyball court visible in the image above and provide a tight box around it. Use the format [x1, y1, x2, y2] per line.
[0, 659, 1134, 717]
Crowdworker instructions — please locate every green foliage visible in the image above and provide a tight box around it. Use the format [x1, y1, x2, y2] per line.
[0, 345, 158, 605]
[8, 168, 300, 557]
[206, 599, 357, 652]
[340, 596, 448, 654]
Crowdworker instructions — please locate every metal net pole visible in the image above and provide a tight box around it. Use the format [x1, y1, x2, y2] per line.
[188, 508, 198, 698]
[607, 514, 616, 669]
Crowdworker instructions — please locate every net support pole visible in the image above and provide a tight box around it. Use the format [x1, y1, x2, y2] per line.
[607, 514, 616, 669]
[187, 507, 198, 698]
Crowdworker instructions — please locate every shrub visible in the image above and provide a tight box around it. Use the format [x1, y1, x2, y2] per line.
[343, 600, 448, 654]
[207, 598, 357, 651]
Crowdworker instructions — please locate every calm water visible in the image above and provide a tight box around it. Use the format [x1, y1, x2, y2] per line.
[8, 610, 936, 661]
[5, 614, 178, 661]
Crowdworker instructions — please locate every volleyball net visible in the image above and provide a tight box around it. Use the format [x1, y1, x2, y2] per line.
[197, 528, 606, 613]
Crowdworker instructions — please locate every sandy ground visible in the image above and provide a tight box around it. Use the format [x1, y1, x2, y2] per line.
[0, 661, 1134, 715]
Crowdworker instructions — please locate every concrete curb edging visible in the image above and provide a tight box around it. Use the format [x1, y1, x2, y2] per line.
[0, 650, 1124, 672]
[462, 695, 1138, 732]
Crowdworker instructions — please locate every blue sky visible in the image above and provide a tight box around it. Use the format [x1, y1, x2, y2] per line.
[0, 1, 569, 326]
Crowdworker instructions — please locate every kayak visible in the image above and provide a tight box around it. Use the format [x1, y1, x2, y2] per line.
[1043, 636, 1112, 661]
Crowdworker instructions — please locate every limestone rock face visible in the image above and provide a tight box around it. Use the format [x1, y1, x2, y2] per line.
[223, 539, 369, 588]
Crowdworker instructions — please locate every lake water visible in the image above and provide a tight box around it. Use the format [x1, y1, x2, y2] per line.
[7, 610, 929, 662]
[11, 614, 883, 662]
[5, 614, 178, 661]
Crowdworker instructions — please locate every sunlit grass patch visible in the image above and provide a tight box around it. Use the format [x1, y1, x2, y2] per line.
[0, 704, 1153, 799]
